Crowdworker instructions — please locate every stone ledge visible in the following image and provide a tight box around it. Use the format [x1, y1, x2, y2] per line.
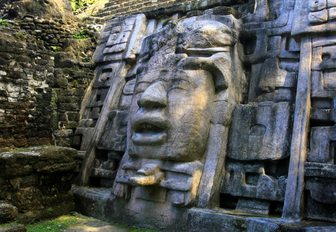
[187, 208, 336, 232]
[0, 223, 26, 232]
[0, 146, 77, 177]
[0, 146, 78, 223]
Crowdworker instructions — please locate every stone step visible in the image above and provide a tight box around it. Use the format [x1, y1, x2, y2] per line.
[72, 186, 111, 219]
[187, 208, 336, 232]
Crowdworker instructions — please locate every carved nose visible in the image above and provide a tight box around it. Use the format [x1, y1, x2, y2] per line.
[138, 82, 167, 108]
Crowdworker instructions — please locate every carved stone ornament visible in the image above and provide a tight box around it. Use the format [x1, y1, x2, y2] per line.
[73, 1, 336, 231]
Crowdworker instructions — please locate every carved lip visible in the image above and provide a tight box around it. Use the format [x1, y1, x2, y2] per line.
[131, 116, 168, 145]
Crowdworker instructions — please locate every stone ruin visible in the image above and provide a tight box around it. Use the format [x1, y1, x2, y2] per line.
[72, 0, 336, 231]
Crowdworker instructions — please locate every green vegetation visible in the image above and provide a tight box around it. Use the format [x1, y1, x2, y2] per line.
[73, 30, 90, 40]
[50, 45, 62, 52]
[0, 19, 9, 27]
[26, 215, 80, 232]
[71, 0, 97, 11]
[26, 214, 157, 232]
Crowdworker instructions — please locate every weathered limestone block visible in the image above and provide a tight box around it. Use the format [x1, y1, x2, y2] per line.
[329, 0, 336, 7]
[306, 178, 336, 204]
[236, 199, 271, 215]
[118, 79, 136, 108]
[309, 126, 336, 163]
[306, 125, 336, 221]
[307, 127, 336, 164]
[305, 176, 336, 222]
[293, 0, 336, 34]
[118, 160, 203, 206]
[228, 102, 291, 161]
[312, 44, 336, 98]
[310, 42, 336, 122]
[0, 202, 18, 223]
[309, 0, 327, 12]
[258, 58, 288, 92]
[0, 146, 77, 222]
[222, 162, 286, 202]
[328, 7, 336, 20]
[97, 110, 128, 151]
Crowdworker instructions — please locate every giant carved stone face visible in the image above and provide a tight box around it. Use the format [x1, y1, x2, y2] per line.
[126, 15, 240, 164]
[128, 68, 215, 162]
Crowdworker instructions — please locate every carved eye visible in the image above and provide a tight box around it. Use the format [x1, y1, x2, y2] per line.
[134, 82, 151, 94]
[169, 79, 190, 92]
[322, 53, 331, 61]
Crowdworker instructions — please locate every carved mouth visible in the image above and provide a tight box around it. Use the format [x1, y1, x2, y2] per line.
[131, 118, 168, 145]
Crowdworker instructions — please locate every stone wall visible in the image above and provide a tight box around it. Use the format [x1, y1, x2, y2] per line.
[74, 0, 336, 230]
[97, 0, 192, 18]
[0, 146, 78, 223]
[0, 16, 98, 148]
[97, 0, 249, 19]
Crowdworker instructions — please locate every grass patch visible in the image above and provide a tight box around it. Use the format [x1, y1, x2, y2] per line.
[26, 213, 157, 232]
[26, 215, 82, 232]
[0, 19, 9, 27]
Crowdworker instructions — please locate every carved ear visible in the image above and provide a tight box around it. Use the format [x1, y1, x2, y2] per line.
[177, 54, 229, 92]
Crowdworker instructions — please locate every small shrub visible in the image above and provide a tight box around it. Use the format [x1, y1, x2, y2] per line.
[71, 0, 97, 11]
[0, 19, 9, 27]
[50, 46, 61, 52]
[73, 30, 90, 40]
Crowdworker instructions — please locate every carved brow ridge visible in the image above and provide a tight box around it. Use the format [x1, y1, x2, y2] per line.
[183, 47, 230, 56]
[136, 71, 194, 87]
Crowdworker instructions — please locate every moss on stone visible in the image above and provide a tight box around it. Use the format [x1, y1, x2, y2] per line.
[26, 215, 80, 232]
[26, 214, 157, 232]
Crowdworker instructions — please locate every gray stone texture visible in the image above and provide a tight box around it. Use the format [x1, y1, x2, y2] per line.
[72, 0, 336, 230]
[0, 15, 97, 148]
[0, 146, 78, 223]
[228, 102, 291, 161]
[0, 203, 18, 223]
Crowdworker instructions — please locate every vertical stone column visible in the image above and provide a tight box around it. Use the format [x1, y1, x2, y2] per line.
[283, 37, 312, 219]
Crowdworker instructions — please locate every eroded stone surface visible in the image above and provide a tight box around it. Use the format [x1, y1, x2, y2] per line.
[73, 0, 336, 230]
[228, 102, 291, 161]
[0, 202, 18, 223]
[0, 146, 77, 223]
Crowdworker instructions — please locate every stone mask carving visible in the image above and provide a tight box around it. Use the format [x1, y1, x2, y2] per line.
[127, 14, 241, 163]
[113, 13, 245, 213]
[128, 68, 214, 162]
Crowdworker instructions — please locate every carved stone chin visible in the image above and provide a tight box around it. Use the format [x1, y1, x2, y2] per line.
[129, 162, 164, 186]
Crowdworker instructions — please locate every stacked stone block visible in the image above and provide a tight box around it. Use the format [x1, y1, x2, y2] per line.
[97, 0, 250, 19]
[0, 146, 78, 223]
[97, 0, 192, 18]
[0, 17, 97, 148]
